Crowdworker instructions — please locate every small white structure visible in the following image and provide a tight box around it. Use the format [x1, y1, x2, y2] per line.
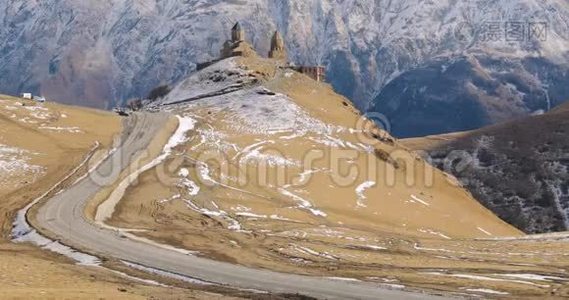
[21, 93, 32, 99]
[33, 96, 46, 103]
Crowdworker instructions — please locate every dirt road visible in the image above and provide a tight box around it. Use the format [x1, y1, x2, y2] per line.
[32, 112, 444, 300]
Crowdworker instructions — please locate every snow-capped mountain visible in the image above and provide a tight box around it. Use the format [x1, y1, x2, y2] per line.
[1, 0, 569, 136]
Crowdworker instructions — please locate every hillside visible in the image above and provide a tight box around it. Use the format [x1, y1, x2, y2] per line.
[79, 54, 569, 298]
[3, 49, 569, 297]
[0, 94, 228, 299]
[2, 1, 569, 136]
[403, 102, 569, 234]
[0, 94, 120, 234]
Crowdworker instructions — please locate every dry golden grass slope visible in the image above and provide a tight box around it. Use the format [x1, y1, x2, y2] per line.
[0, 94, 231, 299]
[95, 56, 569, 298]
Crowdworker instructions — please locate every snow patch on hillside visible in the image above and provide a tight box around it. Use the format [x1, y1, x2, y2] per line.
[39, 126, 83, 133]
[122, 261, 213, 286]
[410, 195, 430, 207]
[15, 230, 101, 266]
[463, 288, 509, 295]
[0, 144, 44, 186]
[161, 60, 336, 137]
[355, 181, 375, 208]
[279, 188, 327, 217]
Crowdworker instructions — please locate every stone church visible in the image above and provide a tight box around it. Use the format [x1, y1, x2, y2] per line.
[220, 22, 257, 58]
[201, 22, 325, 82]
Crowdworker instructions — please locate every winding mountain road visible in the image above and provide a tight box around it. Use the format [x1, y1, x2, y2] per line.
[32, 112, 444, 300]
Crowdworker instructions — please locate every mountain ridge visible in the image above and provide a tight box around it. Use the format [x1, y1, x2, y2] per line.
[1, 0, 569, 136]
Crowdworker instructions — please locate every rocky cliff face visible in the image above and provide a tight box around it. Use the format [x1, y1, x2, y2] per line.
[1, 0, 569, 135]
